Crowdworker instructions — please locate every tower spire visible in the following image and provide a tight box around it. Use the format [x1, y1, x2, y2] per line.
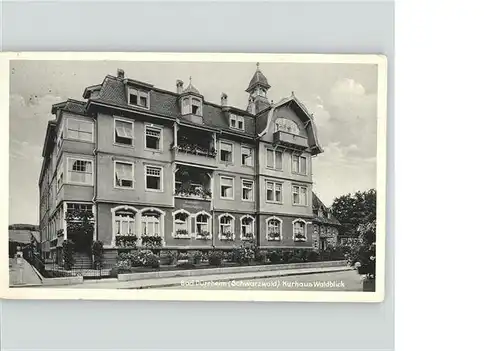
[246, 63, 271, 114]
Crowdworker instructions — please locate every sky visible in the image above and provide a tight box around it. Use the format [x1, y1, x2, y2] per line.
[9, 60, 378, 225]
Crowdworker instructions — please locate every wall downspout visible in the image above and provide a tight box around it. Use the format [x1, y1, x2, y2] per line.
[92, 113, 98, 255]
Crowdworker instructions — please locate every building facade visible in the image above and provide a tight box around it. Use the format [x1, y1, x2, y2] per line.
[38, 64, 324, 263]
[311, 193, 341, 251]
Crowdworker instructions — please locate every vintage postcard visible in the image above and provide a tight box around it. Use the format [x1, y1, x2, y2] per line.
[0, 52, 387, 302]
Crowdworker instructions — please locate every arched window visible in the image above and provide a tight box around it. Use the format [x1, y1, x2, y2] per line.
[173, 210, 190, 238]
[111, 205, 139, 247]
[195, 211, 212, 239]
[275, 117, 300, 135]
[219, 213, 235, 241]
[240, 215, 255, 240]
[140, 208, 165, 237]
[293, 219, 307, 242]
[266, 216, 282, 241]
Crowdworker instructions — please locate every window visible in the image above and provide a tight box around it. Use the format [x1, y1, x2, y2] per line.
[67, 158, 93, 185]
[266, 181, 282, 203]
[67, 118, 93, 142]
[220, 176, 234, 199]
[192, 98, 201, 115]
[266, 216, 282, 241]
[141, 211, 161, 236]
[292, 185, 308, 205]
[173, 210, 190, 238]
[181, 97, 203, 116]
[275, 117, 300, 135]
[114, 119, 134, 146]
[115, 161, 134, 188]
[219, 214, 235, 240]
[114, 209, 136, 236]
[145, 126, 162, 150]
[266, 149, 283, 170]
[293, 219, 307, 241]
[220, 142, 233, 163]
[230, 114, 245, 131]
[195, 212, 211, 238]
[128, 87, 149, 109]
[242, 179, 254, 201]
[292, 155, 307, 174]
[241, 146, 253, 166]
[145, 165, 162, 191]
[240, 215, 254, 240]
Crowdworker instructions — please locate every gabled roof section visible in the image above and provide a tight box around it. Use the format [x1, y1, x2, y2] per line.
[312, 192, 341, 226]
[257, 95, 324, 154]
[50, 99, 86, 115]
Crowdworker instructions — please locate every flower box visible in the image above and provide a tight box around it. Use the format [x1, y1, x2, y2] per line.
[294, 233, 306, 242]
[220, 232, 234, 241]
[242, 233, 254, 241]
[115, 234, 138, 248]
[174, 229, 191, 239]
[141, 235, 163, 248]
[268, 232, 281, 241]
[196, 231, 211, 240]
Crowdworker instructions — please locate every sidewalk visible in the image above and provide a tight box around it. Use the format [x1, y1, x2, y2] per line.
[61, 266, 354, 289]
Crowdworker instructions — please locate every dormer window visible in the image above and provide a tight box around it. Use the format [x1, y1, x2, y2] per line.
[128, 87, 149, 109]
[229, 114, 245, 131]
[181, 97, 203, 116]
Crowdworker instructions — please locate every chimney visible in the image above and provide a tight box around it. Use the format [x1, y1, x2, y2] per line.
[176, 80, 184, 94]
[117, 69, 125, 79]
[221, 93, 228, 107]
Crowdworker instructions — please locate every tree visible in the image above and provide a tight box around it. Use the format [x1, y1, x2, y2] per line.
[330, 189, 376, 236]
[345, 220, 376, 279]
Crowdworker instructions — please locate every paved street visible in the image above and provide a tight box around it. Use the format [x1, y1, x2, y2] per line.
[160, 269, 363, 291]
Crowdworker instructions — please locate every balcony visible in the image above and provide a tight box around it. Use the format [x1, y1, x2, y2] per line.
[174, 165, 212, 202]
[273, 131, 308, 149]
[172, 127, 217, 168]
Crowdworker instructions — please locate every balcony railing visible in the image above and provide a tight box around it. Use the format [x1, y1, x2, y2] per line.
[174, 187, 212, 200]
[273, 131, 308, 149]
[174, 143, 217, 158]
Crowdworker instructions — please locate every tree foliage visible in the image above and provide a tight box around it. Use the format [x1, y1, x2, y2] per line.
[65, 209, 94, 236]
[330, 189, 376, 236]
[344, 220, 376, 278]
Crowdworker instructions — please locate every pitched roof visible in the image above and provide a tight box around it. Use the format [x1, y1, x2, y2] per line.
[312, 192, 341, 226]
[9, 229, 40, 244]
[246, 64, 271, 92]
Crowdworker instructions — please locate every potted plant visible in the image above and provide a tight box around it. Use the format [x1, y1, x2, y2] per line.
[175, 229, 190, 239]
[221, 231, 234, 241]
[294, 233, 306, 242]
[141, 235, 163, 248]
[268, 231, 281, 241]
[196, 231, 211, 240]
[115, 234, 138, 248]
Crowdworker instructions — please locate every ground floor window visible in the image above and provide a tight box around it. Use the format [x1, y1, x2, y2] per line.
[195, 211, 212, 239]
[115, 210, 136, 236]
[240, 215, 254, 240]
[141, 211, 161, 236]
[293, 219, 307, 242]
[219, 213, 235, 240]
[266, 216, 282, 241]
[173, 210, 190, 238]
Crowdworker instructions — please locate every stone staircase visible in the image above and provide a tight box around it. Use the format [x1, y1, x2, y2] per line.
[73, 252, 92, 269]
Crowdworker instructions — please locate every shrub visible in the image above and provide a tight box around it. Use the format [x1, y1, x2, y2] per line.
[163, 250, 177, 265]
[62, 240, 75, 270]
[177, 252, 189, 261]
[282, 250, 293, 263]
[255, 250, 268, 263]
[208, 250, 223, 266]
[92, 241, 104, 269]
[306, 250, 320, 262]
[110, 260, 132, 278]
[269, 250, 282, 264]
[119, 249, 160, 268]
[188, 250, 203, 265]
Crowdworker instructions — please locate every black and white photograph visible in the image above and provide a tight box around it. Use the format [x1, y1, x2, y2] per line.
[2, 53, 387, 302]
